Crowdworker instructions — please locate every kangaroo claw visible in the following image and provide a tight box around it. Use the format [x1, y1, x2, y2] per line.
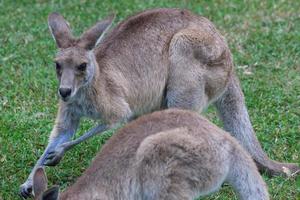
[19, 181, 33, 199]
[44, 146, 65, 166]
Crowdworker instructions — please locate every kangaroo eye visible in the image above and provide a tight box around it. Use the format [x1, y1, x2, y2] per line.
[77, 63, 87, 71]
[55, 62, 61, 71]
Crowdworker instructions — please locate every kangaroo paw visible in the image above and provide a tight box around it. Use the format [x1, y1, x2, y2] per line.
[19, 180, 33, 199]
[44, 145, 65, 166]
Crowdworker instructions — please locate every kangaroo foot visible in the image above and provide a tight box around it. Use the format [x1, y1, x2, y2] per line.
[257, 160, 300, 177]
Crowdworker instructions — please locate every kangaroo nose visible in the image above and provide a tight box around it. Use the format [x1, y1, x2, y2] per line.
[59, 88, 72, 98]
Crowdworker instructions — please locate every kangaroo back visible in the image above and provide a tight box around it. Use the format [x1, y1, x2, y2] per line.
[36, 109, 269, 200]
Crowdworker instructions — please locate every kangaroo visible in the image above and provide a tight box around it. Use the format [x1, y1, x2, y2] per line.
[20, 8, 299, 198]
[32, 109, 269, 200]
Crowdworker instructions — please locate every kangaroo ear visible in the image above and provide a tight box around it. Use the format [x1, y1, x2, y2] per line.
[42, 186, 59, 200]
[78, 14, 115, 50]
[48, 12, 75, 48]
[33, 167, 48, 199]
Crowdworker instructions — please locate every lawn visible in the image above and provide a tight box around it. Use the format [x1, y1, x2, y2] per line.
[0, 0, 299, 199]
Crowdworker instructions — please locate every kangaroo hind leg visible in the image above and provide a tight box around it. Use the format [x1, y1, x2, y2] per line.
[134, 128, 229, 200]
[167, 27, 232, 112]
[226, 143, 269, 200]
[215, 76, 300, 176]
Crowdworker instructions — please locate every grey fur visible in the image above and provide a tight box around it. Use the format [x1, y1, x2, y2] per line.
[20, 8, 299, 198]
[32, 109, 269, 200]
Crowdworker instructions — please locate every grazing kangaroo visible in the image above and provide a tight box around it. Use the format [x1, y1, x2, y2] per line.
[20, 8, 299, 198]
[32, 109, 269, 200]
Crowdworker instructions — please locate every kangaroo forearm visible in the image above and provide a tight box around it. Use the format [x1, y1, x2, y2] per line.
[62, 124, 109, 151]
[27, 129, 75, 180]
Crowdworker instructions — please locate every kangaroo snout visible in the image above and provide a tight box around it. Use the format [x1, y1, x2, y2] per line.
[59, 87, 72, 99]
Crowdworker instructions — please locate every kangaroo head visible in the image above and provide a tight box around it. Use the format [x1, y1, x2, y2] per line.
[48, 12, 114, 102]
[33, 167, 59, 200]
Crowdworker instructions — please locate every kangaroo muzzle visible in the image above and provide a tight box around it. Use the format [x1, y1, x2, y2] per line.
[59, 69, 75, 101]
[59, 88, 72, 98]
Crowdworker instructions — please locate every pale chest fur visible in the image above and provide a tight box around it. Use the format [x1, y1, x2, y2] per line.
[67, 89, 102, 120]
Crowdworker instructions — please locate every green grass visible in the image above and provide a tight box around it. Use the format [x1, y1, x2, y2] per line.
[0, 0, 299, 199]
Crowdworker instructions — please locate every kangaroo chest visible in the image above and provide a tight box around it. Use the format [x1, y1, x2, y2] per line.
[69, 94, 102, 120]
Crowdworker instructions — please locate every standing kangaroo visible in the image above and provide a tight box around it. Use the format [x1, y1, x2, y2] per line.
[32, 109, 269, 200]
[20, 8, 299, 197]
